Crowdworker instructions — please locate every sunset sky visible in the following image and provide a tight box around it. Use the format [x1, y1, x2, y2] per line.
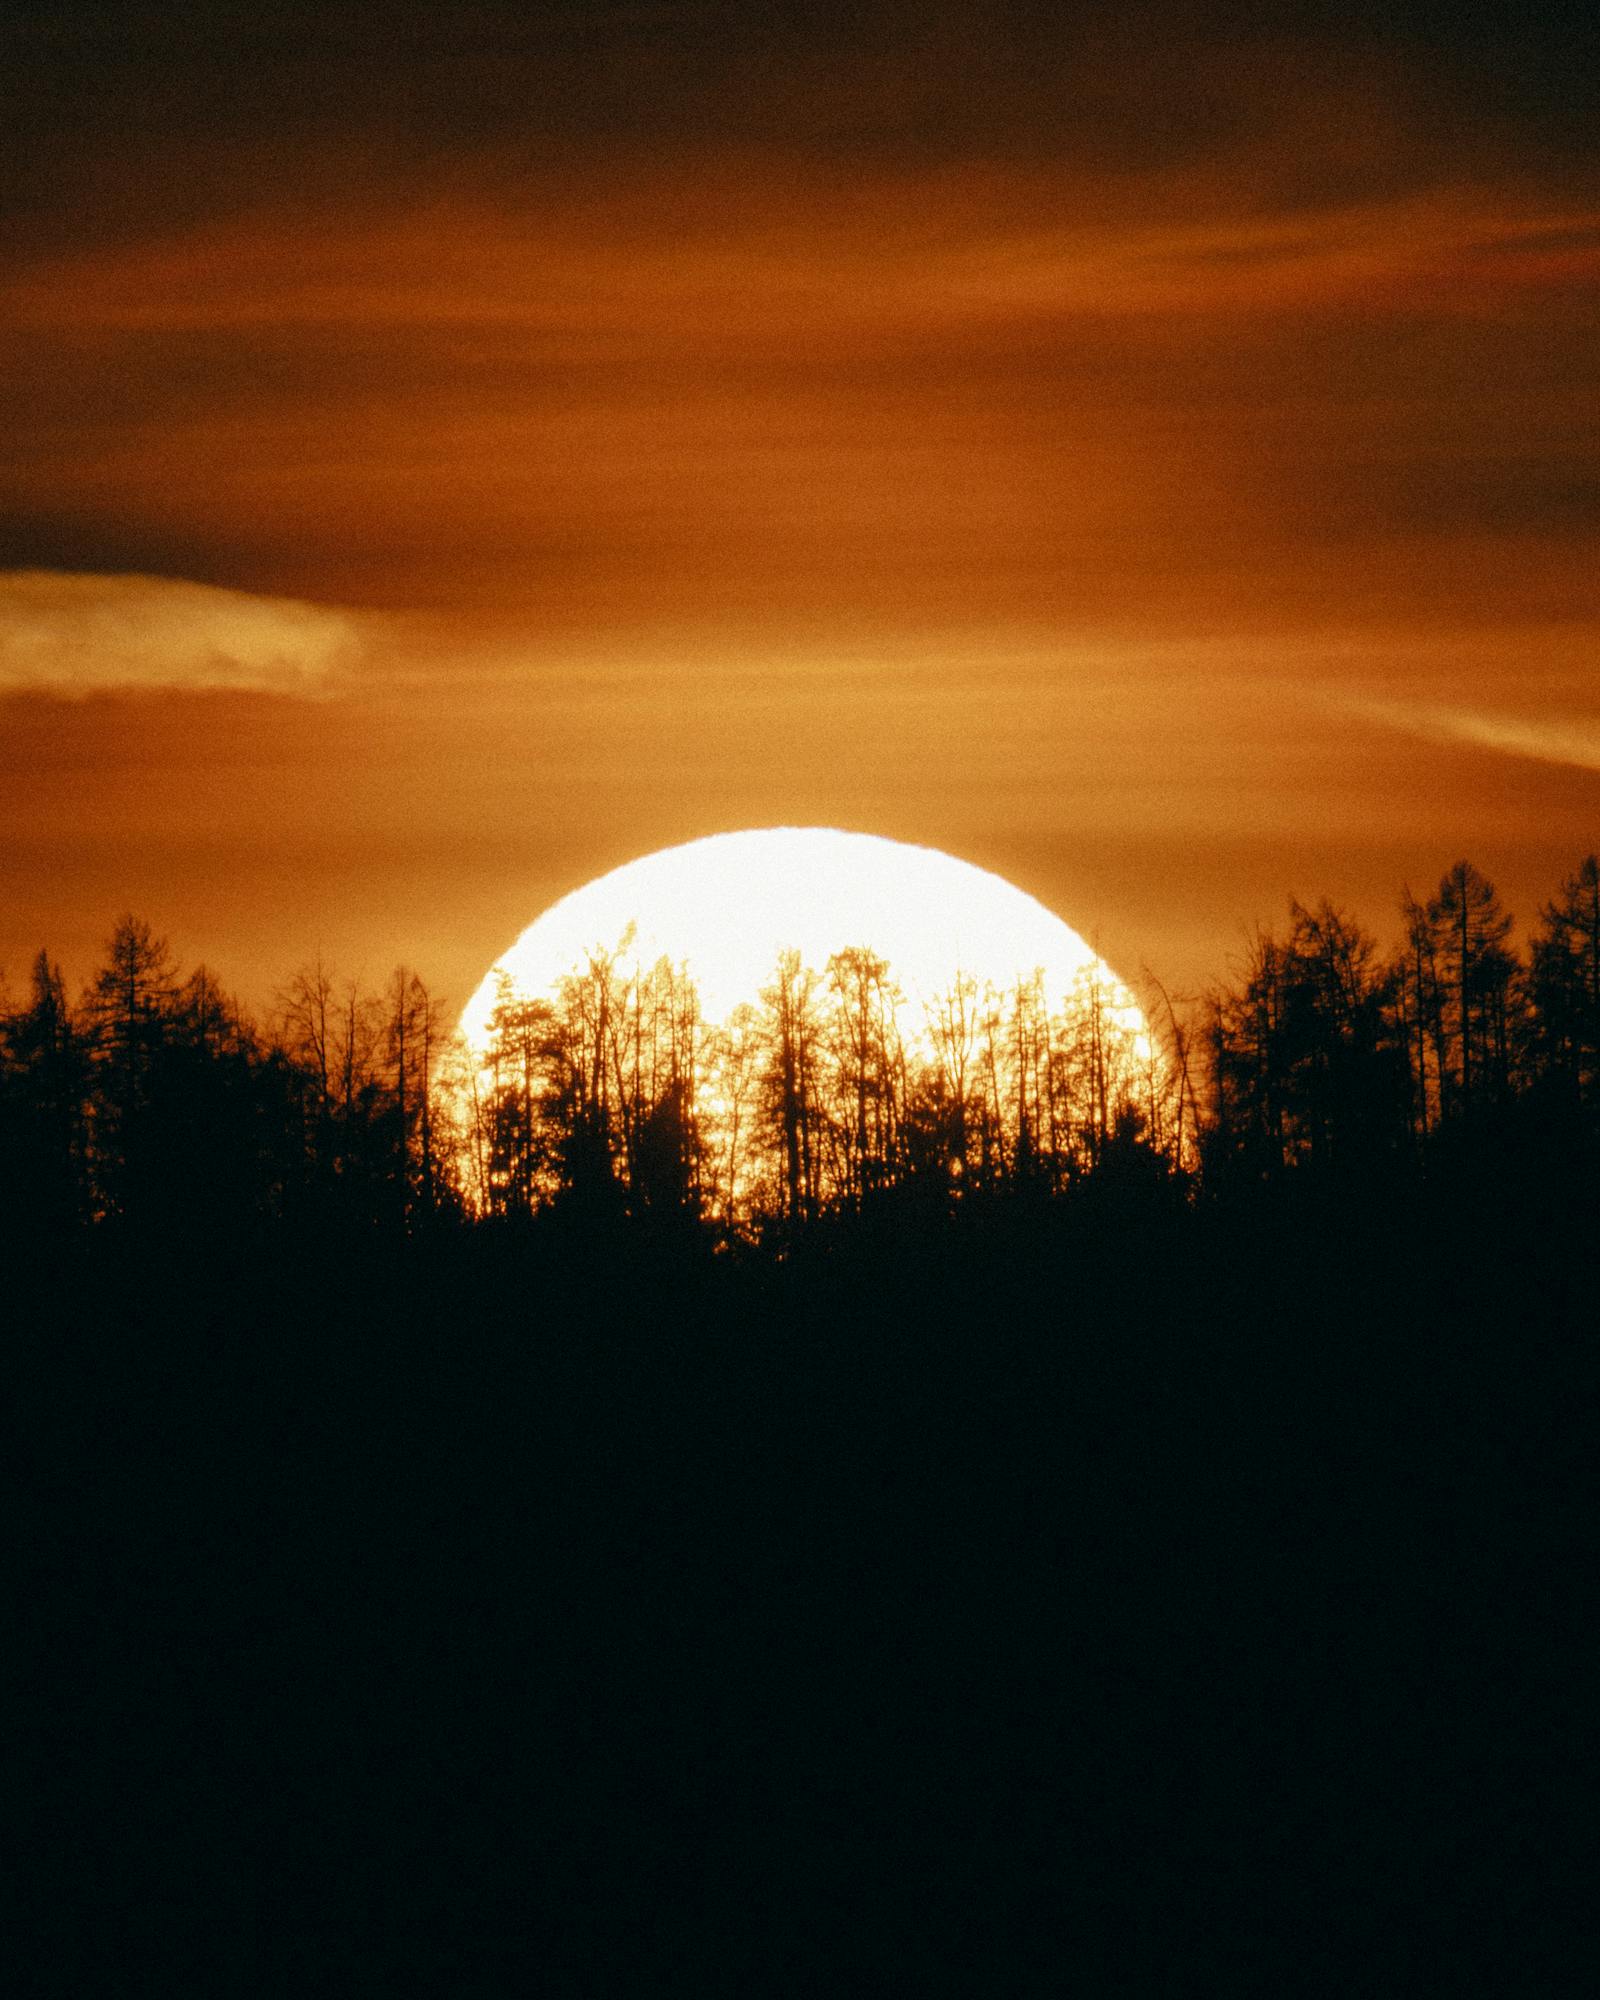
[3, 0, 1596, 1010]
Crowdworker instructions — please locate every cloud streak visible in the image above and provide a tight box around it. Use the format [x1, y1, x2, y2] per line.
[0, 571, 359, 697]
[5, 175, 1596, 340]
[1350, 695, 1600, 774]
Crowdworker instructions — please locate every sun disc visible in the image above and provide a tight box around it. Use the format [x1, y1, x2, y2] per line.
[459, 827, 1143, 1050]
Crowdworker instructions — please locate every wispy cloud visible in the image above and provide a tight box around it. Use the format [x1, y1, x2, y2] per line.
[6, 181, 1596, 339]
[1350, 695, 1600, 773]
[0, 571, 359, 697]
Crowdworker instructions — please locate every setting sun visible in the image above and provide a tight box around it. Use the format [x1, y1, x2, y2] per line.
[452, 827, 1164, 1223]
[458, 827, 1147, 1050]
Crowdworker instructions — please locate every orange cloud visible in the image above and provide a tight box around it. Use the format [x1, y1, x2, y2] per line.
[0, 571, 359, 697]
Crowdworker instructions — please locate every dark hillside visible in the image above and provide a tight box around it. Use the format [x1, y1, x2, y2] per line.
[13, 1173, 1593, 1994]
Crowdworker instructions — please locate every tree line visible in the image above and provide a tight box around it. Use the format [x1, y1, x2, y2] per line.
[4, 854, 1598, 1244]
[0, 921, 448, 1238]
[1202, 856, 1600, 1185]
[464, 943, 1171, 1234]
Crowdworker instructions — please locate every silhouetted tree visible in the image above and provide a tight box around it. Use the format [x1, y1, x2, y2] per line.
[1202, 901, 1405, 1180]
[479, 974, 554, 1216]
[999, 972, 1051, 1188]
[924, 969, 981, 1199]
[1529, 854, 1600, 1113]
[704, 1001, 762, 1232]
[1056, 959, 1149, 1178]
[823, 946, 904, 1210]
[84, 916, 177, 1216]
[1425, 862, 1517, 1122]
[758, 949, 823, 1229]
[1140, 971, 1201, 1173]
[543, 949, 628, 1216]
[147, 968, 289, 1226]
[1278, 900, 1406, 1172]
[275, 954, 338, 1190]
[600, 954, 706, 1219]
[1204, 924, 1300, 1183]
[381, 966, 450, 1223]
[1392, 888, 1444, 1145]
[0, 951, 89, 1233]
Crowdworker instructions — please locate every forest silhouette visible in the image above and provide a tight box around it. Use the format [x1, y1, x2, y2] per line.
[13, 857, 1595, 1993]
[7, 854, 1600, 1245]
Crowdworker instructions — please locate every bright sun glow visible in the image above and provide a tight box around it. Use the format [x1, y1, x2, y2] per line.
[460, 826, 1146, 1050]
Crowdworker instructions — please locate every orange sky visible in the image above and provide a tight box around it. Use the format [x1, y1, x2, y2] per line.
[2, 4, 1597, 1010]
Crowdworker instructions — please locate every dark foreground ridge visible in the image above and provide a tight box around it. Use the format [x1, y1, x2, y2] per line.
[9, 855, 1598, 1992]
[13, 1170, 1595, 1995]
